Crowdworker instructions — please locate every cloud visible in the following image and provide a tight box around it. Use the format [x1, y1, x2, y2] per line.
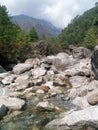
[0, 0, 97, 28]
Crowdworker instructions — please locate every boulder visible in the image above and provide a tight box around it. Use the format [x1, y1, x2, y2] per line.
[0, 72, 11, 79]
[32, 67, 46, 78]
[87, 90, 98, 105]
[15, 72, 31, 90]
[13, 63, 33, 74]
[47, 53, 77, 71]
[72, 97, 90, 109]
[64, 58, 91, 77]
[0, 96, 25, 110]
[72, 47, 91, 59]
[0, 104, 8, 120]
[53, 73, 68, 86]
[33, 40, 48, 56]
[45, 106, 98, 130]
[2, 74, 16, 85]
[69, 76, 89, 88]
[91, 46, 98, 80]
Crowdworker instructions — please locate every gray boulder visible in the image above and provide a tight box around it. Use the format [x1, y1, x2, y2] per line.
[64, 58, 91, 77]
[91, 46, 98, 80]
[72, 47, 91, 59]
[53, 73, 68, 86]
[13, 63, 33, 74]
[45, 106, 98, 130]
[0, 96, 25, 110]
[32, 67, 46, 78]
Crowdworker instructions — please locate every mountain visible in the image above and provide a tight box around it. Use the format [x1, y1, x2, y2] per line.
[11, 14, 61, 38]
[58, 5, 98, 48]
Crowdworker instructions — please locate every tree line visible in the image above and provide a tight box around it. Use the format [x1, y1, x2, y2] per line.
[0, 5, 39, 64]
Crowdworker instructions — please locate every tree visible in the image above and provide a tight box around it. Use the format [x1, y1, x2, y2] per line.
[0, 5, 18, 62]
[16, 29, 29, 43]
[28, 27, 39, 42]
[83, 28, 97, 49]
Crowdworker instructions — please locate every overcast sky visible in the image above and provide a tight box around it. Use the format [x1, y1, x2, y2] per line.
[0, 0, 97, 28]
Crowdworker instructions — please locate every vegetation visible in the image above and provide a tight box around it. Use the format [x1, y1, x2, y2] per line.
[58, 4, 98, 49]
[28, 27, 39, 42]
[0, 5, 40, 65]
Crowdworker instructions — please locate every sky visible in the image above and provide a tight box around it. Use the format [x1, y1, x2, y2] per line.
[0, 0, 97, 28]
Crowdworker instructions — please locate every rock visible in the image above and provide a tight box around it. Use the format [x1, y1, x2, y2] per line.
[2, 74, 16, 85]
[22, 87, 34, 95]
[13, 63, 33, 74]
[15, 73, 31, 90]
[6, 83, 21, 91]
[47, 53, 77, 71]
[32, 77, 43, 86]
[56, 52, 69, 59]
[0, 72, 11, 79]
[39, 84, 50, 92]
[91, 46, 98, 80]
[0, 87, 11, 96]
[0, 66, 6, 73]
[68, 79, 98, 99]
[25, 58, 41, 67]
[45, 106, 98, 130]
[32, 67, 46, 78]
[33, 40, 48, 56]
[69, 76, 89, 88]
[72, 47, 91, 59]
[53, 73, 68, 86]
[43, 70, 54, 82]
[72, 97, 90, 109]
[48, 86, 62, 95]
[36, 89, 44, 94]
[64, 58, 91, 77]
[61, 96, 70, 101]
[87, 90, 98, 105]
[52, 58, 67, 71]
[68, 88, 77, 98]
[0, 104, 8, 120]
[46, 55, 56, 64]
[36, 101, 55, 111]
[0, 96, 25, 110]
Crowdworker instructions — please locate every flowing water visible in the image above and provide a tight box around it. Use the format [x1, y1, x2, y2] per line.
[0, 93, 67, 130]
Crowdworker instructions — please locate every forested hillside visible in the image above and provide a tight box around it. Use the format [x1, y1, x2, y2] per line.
[58, 4, 98, 49]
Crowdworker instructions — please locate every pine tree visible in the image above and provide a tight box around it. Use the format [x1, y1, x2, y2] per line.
[84, 28, 97, 49]
[28, 27, 39, 42]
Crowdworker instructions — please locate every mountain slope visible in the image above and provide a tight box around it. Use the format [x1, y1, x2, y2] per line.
[11, 14, 61, 38]
[58, 5, 98, 48]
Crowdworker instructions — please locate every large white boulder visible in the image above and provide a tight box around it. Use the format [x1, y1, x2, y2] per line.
[13, 63, 33, 74]
[45, 106, 98, 130]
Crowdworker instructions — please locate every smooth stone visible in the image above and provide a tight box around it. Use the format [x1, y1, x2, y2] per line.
[0, 96, 25, 110]
[36, 101, 55, 111]
[13, 63, 33, 74]
[32, 67, 46, 78]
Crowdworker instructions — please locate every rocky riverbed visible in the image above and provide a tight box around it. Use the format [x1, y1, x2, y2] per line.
[0, 46, 98, 130]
